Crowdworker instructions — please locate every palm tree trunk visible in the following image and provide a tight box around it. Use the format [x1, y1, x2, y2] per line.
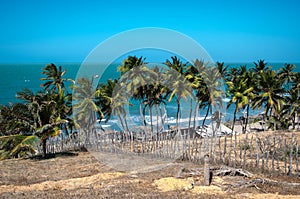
[42, 138, 47, 158]
[188, 99, 193, 159]
[193, 101, 200, 129]
[118, 115, 125, 131]
[176, 98, 180, 131]
[232, 105, 238, 168]
[202, 104, 210, 128]
[232, 105, 238, 134]
[156, 105, 159, 147]
[140, 102, 146, 126]
[188, 99, 192, 132]
[124, 117, 130, 132]
[244, 105, 250, 134]
[150, 106, 153, 135]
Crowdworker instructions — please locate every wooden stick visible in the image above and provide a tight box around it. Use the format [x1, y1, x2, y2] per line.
[271, 136, 276, 173]
[289, 133, 295, 176]
[284, 138, 287, 175]
[255, 134, 260, 168]
[250, 135, 253, 168]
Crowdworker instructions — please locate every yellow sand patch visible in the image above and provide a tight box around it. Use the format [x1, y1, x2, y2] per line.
[154, 176, 224, 195]
[153, 177, 194, 192]
[0, 172, 123, 193]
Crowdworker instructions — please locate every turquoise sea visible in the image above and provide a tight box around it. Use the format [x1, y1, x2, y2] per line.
[0, 62, 299, 129]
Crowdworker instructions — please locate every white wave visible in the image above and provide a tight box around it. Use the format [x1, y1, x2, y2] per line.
[166, 116, 212, 124]
[222, 98, 230, 102]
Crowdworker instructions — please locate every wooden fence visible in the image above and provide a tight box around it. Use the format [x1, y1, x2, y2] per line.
[43, 129, 300, 176]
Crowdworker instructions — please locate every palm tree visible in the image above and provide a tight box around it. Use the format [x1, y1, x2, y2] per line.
[118, 56, 146, 75]
[242, 69, 256, 133]
[252, 59, 271, 73]
[40, 63, 74, 93]
[143, 67, 170, 135]
[110, 82, 131, 131]
[216, 61, 229, 79]
[278, 63, 296, 90]
[200, 66, 224, 129]
[16, 89, 67, 157]
[226, 74, 254, 134]
[97, 79, 118, 123]
[165, 68, 193, 132]
[251, 70, 285, 130]
[165, 56, 187, 75]
[0, 134, 40, 159]
[291, 72, 300, 129]
[0, 103, 34, 136]
[118, 56, 161, 128]
[72, 77, 103, 145]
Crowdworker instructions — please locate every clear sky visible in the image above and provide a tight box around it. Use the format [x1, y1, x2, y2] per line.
[0, 0, 299, 63]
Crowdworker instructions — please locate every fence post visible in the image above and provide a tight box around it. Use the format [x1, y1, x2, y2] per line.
[204, 154, 211, 186]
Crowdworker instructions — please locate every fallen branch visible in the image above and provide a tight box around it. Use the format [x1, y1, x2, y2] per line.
[213, 166, 254, 178]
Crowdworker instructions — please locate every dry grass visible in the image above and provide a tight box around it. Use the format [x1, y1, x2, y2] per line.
[0, 151, 300, 198]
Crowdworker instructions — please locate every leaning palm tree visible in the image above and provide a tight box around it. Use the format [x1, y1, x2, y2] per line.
[16, 89, 67, 157]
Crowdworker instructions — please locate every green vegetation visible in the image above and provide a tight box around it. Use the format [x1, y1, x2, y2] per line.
[0, 58, 299, 159]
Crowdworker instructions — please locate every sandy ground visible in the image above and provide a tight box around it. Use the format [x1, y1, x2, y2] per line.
[1, 152, 300, 199]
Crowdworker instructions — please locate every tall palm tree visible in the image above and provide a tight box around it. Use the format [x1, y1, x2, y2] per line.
[110, 82, 131, 131]
[142, 67, 170, 134]
[72, 77, 103, 145]
[165, 68, 193, 132]
[226, 75, 254, 134]
[251, 70, 285, 130]
[200, 66, 224, 128]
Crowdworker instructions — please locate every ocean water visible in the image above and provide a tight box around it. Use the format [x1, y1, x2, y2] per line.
[0, 62, 299, 130]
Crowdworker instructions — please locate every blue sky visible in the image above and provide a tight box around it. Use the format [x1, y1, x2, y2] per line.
[0, 0, 299, 63]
